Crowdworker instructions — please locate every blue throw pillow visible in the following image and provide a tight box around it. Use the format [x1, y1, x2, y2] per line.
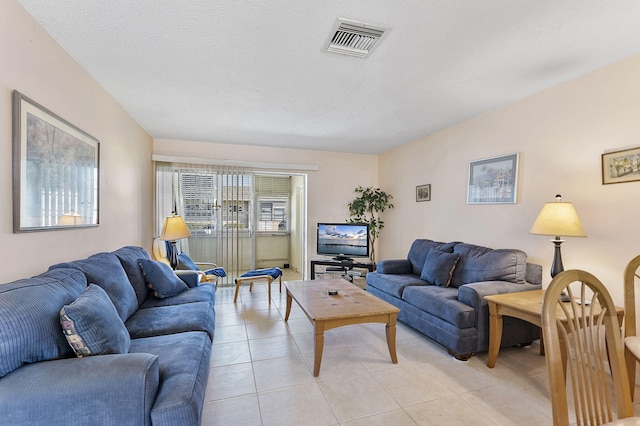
[138, 259, 189, 298]
[176, 252, 199, 271]
[420, 249, 460, 287]
[60, 284, 131, 357]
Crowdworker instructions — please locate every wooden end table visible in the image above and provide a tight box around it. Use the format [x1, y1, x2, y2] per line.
[484, 289, 624, 368]
[284, 278, 400, 377]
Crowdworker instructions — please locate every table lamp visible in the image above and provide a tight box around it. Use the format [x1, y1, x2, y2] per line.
[58, 213, 83, 226]
[529, 194, 586, 278]
[160, 213, 192, 269]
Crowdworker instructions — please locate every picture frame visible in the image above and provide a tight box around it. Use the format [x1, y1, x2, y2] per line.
[416, 184, 431, 202]
[601, 146, 640, 185]
[13, 90, 100, 232]
[467, 153, 519, 204]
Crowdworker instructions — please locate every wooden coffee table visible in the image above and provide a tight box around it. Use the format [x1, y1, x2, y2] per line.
[484, 289, 624, 368]
[284, 278, 400, 376]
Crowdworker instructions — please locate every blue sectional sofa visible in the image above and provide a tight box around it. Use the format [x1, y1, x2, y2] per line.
[366, 239, 542, 360]
[0, 246, 215, 426]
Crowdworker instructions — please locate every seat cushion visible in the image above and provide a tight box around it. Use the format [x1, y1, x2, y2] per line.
[113, 246, 152, 306]
[365, 272, 429, 298]
[130, 331, 211, 426]
[402, 285, 475, 329]
[238, 267, 282, 280]
[60, 284, 131, 357]
[50, 252, 138, 322]
[0, 268, 87, 377]
[138, 259, 189, 298]
[140, 284, 216, 309]
[125, 302, 215, 340]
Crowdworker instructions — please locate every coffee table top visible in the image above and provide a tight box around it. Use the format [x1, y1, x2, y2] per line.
[284, 278, 399, 321]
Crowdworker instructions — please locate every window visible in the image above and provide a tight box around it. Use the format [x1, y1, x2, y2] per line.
[255, 175, 290, 232]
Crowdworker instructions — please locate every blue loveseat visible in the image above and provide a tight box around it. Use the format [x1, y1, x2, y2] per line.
[366, 239, 542, 360]
[0, 246, 215, 426]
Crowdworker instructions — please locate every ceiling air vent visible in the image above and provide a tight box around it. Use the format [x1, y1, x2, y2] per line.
[326, 18, 389, 58]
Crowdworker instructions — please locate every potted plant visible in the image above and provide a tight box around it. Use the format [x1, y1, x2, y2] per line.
[347, 186, 394, 263]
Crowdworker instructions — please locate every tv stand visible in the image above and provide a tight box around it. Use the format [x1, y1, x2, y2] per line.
[310, 258, 374, 280]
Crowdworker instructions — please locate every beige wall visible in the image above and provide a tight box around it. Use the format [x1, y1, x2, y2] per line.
[154, 139, 379, 277]
[0, 0, 153, 282]
[379, 54, 640, 305]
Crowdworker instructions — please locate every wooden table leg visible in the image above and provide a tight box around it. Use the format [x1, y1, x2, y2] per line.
[284, 290, 292, 321]
[487, 301, 503, 368]
[313, 322, 325, 377]
[386, 314, 399, 364]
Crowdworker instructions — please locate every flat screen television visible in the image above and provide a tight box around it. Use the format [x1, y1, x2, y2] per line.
[316, 222, 370, 261]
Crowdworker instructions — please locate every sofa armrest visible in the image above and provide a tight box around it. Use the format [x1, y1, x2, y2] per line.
[0, 353, 159, 426]
[458, 280, 541, 310]
[376, 259, 412, 275]
[458, 280, 542, 352]
[175, 270, 201, 288]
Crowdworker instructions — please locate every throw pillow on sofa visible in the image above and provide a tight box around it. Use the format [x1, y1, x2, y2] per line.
[60, 284, 131, 357]
[420, 249, 460, 287]
[138, 259, 189, 298]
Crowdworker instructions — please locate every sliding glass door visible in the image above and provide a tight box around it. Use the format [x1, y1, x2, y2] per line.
[156, 162, 303, 286]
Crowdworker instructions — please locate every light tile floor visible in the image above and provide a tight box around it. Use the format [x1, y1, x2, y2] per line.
[203, 273, 640, 425]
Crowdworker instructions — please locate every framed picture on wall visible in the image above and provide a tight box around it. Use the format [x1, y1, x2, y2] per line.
[601, 146, 640, 185]
[467, 153, 519, 204]
[13, 90, 100, 232]
[416, 184, 431, 201]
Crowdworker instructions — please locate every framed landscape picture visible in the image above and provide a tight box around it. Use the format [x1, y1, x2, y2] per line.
[13, 91, 100, 232]
[467, 153, 519, 204]
[601, 146, 640, 185]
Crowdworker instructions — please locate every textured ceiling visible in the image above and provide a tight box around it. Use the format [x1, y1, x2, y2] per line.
[17, 1, 640, 154]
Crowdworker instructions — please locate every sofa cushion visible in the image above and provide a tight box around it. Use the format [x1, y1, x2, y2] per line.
[125, 302, 215, 340]
[113, 246, 152, 306]
[139, 259, 189, 298]
[401, 285, 476, 329]
[420, 249, 460, 287]
[0, 268, 87, 378]
[365, 272, 429, 298]
[60, 284, 131, 357]
[50, 253, 139, 322]
[140, 283, 216, 309]
[407, 239, 458, 276]
[129, 331, 211, 426]
[450, 243, 527, 288]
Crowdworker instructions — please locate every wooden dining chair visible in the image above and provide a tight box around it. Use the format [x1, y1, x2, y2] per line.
[624, 255, 640, 400]
[542, 269, 640, 426]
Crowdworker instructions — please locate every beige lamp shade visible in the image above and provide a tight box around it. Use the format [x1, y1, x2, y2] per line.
[529, 201, 586, 238]
[160, 214, 192, 241]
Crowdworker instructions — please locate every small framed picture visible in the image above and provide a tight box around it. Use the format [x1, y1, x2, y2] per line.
[416, 184, 431, 202]
[602, 146, 640, 185]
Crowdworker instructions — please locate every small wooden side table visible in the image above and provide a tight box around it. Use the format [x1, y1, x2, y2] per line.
[484, 289, 624, 368]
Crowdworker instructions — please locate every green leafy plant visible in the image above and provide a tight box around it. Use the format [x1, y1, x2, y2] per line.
[347, 186, 394, 263]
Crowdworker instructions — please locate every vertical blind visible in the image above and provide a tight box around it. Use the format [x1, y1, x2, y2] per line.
[155, 162, 251, 286]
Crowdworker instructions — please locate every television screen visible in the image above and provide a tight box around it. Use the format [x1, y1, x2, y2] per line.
[317, 223, 369, 260]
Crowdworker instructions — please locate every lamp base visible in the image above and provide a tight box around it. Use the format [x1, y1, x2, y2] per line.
[550, 238, 565, 278]
[168, 240, 178, 270]
[550, 237, 570, 302]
